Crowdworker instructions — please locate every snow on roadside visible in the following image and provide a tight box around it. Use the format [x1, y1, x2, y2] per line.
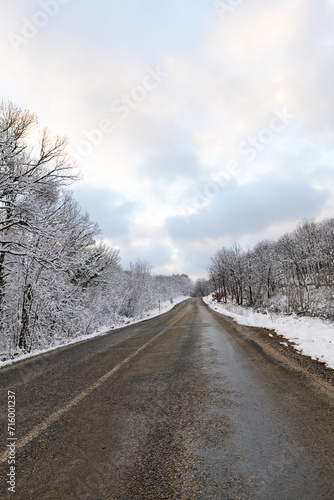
[0, 296, 190, 369]
[203, 296, 334, 370]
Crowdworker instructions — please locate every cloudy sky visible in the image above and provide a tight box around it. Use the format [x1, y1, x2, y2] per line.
[1, 0, 334, 278]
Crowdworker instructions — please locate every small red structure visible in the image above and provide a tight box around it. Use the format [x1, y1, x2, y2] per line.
[212, 291, 223, 302]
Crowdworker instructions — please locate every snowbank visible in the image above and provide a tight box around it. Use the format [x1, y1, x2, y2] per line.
[203, 296, 334, 370]
[0, 296, 190, 369]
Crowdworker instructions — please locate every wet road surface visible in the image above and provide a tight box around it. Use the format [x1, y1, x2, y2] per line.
[0, 298, 334, 499]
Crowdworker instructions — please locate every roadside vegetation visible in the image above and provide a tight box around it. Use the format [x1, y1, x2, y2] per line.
[0, 100, 192, 357]
[207, 217, 334, 319]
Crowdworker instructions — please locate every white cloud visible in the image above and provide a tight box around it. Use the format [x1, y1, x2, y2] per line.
[1, 0, 334, 277]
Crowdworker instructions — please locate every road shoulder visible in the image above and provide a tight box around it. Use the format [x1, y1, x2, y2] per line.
[203, 300, 334, 394]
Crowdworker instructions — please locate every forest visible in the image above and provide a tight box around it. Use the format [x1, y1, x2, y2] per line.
[0, 100, 192, 357]
[207, 217, 334, 319]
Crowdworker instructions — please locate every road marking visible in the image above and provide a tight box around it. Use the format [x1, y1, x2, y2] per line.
[0, 308, 188, 464]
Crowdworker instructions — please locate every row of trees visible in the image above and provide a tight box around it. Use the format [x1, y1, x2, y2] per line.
[192, 278, 213, 298]
[208, 218, 334, 318]
[0, 100, 192, 356]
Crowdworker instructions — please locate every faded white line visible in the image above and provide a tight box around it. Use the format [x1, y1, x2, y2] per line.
[0, 308, 188, 464]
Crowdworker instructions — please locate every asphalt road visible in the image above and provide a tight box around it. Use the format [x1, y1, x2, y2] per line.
[1, 298, 334, 499]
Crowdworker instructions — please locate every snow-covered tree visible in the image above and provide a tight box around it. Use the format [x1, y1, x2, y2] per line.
[0, 99, 194, 358]
[207, 217, 334, 318]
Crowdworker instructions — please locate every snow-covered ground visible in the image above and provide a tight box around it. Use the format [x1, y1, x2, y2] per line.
[0, 296, 190, 369]
[203, 296, 334, 370]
